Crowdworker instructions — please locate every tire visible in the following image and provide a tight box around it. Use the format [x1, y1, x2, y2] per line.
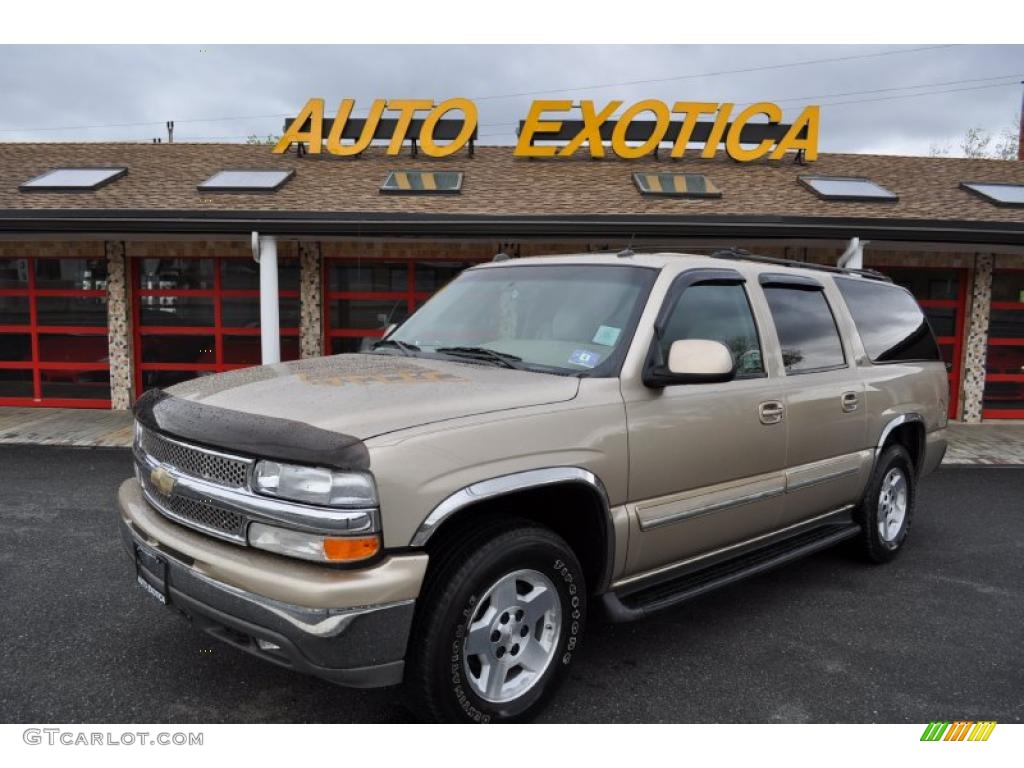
[855, 444, 916, 563]
[407, 520, 586, 723]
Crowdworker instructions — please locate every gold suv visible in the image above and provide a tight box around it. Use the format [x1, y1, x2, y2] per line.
[118, 250, 948, 722]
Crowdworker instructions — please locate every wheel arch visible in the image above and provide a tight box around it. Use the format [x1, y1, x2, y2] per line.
[876, 413, 926, 474]
[411, 467, 615, 595]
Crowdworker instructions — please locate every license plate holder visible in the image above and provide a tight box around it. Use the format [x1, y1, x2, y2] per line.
[135, 545, 168, 606]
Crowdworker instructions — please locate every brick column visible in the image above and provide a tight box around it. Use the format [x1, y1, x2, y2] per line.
[299, 240, 323, 358]
[105, 240, 134, 410]
[961, 253, 994, 423]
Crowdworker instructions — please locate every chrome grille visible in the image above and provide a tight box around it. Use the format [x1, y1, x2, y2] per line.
[139, 427, 250, 488]
[139, 470, 247, 541]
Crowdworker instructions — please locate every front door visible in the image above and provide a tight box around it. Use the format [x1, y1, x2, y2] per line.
[623, 270, 787, 576]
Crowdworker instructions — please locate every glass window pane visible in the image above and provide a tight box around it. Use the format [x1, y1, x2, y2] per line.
[633, 173, 721, 197]
[221, 335, 299, 364]
[835, 278, 940, 363]
[141, 335, 216, 364]
[198, 170, 293, 191]
[38, 333, 109, 363]
[220, 257, 299, 291]
[138, 259, 214, 290]
[982, 379, 1024, 410]
[40, 370, 111, 400]
[221, 297, 299, 329]
[415, 261, 475, 291]
[986, 345, 1024, 375]
[34, 258, 108, 289]
[660, 283, 764, 376]
[923, 307, 956, 338]
[331, 299, 409, 330]
[880, 267, 960, 300]
[0, 369, 33, 397]
[380, 171, 462, 193]
[140, 369, 203, 392]
[764, 287, 846, 372]
[991, 270, 1024, 303]
[0, 258, 28, 288]
[988, 309, 1024, 339]
[0, 297, 30, 325]
[962, 182, 1024, 206]
[328, 261, 408, 292]
[801, 176, 896, 200]
[21, 168, 125, 190]
[36, 296, 108, 326]
[0, 333, 33, 361]
[139, 297, 214, 327]
[331, 336, 377, 354]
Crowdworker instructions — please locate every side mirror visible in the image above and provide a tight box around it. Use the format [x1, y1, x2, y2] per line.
[643, 339, 736, 388]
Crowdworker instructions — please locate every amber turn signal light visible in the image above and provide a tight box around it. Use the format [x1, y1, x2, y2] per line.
[322, 536, 380, 562]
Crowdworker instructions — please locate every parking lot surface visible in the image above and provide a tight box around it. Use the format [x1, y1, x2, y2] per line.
[1, 445, 1021, 723]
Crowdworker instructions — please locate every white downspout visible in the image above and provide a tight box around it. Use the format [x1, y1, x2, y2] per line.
[251, 231, 281, 364]
[837, 237, 868, 270]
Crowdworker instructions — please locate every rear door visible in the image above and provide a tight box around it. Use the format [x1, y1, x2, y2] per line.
[756, 274, 869, 526]
[622, 268, 787, 575]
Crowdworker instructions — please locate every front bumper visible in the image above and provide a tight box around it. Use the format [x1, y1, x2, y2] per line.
[118, 479, 428, 688]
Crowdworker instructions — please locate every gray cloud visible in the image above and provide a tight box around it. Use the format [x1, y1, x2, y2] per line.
[1, 44, 1021, 155]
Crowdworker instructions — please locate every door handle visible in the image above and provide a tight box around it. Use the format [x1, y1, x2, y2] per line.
[758, 400, 785, 425]
[841, 391, 860, 412]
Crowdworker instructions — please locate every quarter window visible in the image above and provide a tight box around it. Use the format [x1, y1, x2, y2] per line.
[763, 286, 845, 373]
[660, 283, 764, 377]
[835, 278, 941, 363]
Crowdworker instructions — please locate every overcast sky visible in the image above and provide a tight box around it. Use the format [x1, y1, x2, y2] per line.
[1, 44, 1021, 155]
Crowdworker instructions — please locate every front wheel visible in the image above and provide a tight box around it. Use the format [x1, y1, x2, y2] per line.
[407, 521, 586, 722]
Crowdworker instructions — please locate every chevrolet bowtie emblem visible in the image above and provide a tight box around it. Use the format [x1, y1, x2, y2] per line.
[150, 466, 176, 496]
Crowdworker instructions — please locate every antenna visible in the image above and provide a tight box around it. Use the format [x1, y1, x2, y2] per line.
[617, 233, 636, 258]
[166, 120, 174, 144]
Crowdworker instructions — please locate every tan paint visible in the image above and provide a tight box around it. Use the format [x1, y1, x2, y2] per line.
[120, 251, 949, 603]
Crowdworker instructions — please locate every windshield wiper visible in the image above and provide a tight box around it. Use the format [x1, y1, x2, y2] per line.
[435, 346, 524, 369]
[370, 339, 420, 356]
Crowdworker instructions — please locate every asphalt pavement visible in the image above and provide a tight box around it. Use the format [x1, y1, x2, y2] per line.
[0, 444, 1021, 723]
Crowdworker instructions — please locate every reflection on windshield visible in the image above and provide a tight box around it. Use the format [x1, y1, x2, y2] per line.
[386, 264, 656, 375]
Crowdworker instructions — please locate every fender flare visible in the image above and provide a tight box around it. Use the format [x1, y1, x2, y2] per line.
[409, 466, 615, 591]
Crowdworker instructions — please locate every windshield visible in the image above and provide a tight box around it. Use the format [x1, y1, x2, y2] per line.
[384, 264, 657, 375]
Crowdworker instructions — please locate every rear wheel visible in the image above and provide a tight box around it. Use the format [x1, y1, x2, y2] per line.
[407, 521, 586, 722]
[856, 444, 916, 563]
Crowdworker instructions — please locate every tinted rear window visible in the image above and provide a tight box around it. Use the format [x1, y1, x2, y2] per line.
[763, 286, 846, 373]
[835, 278, 941, 363]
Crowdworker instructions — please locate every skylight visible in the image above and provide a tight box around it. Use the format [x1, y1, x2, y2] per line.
[633, 173, 721, 198]
[960, 181, 1024, 207]
[20, 167, 127, 191]
[799, 176, 898, 201]
[380, 171, 463, 194]
[197, 169, 295, 192]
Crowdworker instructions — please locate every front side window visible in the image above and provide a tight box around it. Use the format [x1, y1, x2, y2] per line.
[659, 282, 764, 377]
[763, 286, 846, 373]
[835, 278, 941, 363]
[388, 264, 657, 375]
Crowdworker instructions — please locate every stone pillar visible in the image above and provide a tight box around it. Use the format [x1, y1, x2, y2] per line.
[105, 240, 134, 410]
[299, 241, 323, 358]
[961, 253, 994, 423]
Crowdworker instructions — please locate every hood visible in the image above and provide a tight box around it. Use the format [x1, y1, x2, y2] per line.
[159, 353, 580, 441]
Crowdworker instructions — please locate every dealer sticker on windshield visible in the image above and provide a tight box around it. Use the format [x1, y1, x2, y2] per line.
[568, 349, 602, 368]
[592, 325, 621, 346]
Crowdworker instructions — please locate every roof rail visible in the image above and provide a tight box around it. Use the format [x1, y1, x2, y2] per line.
[708, 247, 892, 282]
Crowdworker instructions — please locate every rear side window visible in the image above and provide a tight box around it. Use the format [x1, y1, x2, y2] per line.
[763, 286, 846, 373]
[660, 283, 764, 377]
[835, 278, 942, 363]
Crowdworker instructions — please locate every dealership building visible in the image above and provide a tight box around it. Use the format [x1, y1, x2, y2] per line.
[0, 138, 1022, 420]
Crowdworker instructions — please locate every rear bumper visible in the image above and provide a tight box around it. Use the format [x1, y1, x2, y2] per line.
[118, 479, 427, 688]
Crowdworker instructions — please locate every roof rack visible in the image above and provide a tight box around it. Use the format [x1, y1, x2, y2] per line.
[707, 248, 892, 282]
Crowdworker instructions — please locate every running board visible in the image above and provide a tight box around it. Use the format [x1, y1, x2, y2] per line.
[600, 523, 860, 622]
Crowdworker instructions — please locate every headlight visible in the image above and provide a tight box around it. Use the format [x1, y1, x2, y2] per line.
[252, 460, 377, 507]
[248, 522, 380, 563]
